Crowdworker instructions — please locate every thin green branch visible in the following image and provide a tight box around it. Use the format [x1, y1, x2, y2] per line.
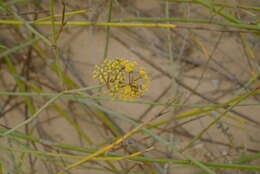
[1, 128, 260, 171]
[0, 19, 258, 31]
[166, 0, 260, 11]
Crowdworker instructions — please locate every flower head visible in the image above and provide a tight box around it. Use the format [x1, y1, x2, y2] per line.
[93, 57, 150, 99]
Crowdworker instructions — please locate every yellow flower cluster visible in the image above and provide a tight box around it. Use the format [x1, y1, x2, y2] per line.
[93, 58, 150, 99]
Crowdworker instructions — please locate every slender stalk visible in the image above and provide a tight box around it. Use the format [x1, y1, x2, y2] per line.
[103, 0, 113, 59]
[0, 85, 103, 136]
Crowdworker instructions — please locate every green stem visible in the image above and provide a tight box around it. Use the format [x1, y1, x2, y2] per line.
[113, 18, 260, 31]
[1, 128, 260, 171]
[0, 19, 259, 31]
[0, 85, 103, 136]
[166, 0, 260, 11]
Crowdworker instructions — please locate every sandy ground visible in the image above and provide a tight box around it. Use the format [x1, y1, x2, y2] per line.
[1, 0, 260, 174]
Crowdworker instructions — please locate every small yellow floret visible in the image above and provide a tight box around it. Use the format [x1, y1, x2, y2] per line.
[92, 57, 150, 99]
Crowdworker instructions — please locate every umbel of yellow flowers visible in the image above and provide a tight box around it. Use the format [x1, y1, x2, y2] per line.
[93, 58, 150, 99]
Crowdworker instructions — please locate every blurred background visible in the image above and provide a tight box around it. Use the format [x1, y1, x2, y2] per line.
[0, 0, 260, 174]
